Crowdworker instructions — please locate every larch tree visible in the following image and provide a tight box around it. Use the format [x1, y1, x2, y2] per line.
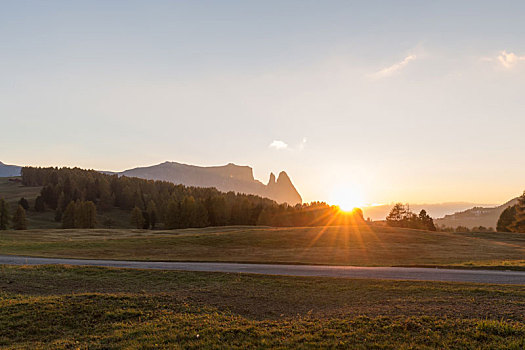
[130, 206, 144, 229]
[18, 197, 29, 210]
[510, 191, 525, 233]
[147, 200, 158, 229]
[0, 198, 10, 230]
[497, 205, 517, 232]
[12, 205, 27, 230]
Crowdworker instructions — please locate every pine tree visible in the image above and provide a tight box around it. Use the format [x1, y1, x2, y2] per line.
[18, 197, 29, 210]
[141, 210, 150, 229]
[34, 195, 45, 212]
[130, 206, 144, 229]
[165, 199, 180, 229]
[12, 205, 27, 230]
[497, 205, 517, 232]
[0, 198, 10, 230]
[62, 201, 76, 228]
[510, 191, 525, 233]
[194, 200, 209, 227]
[82, 201, 97, 228]
[180, 196, 197, 228]
[386, 203, 406, 227]
[147, 200, 158, 229]
[418, 209, 436, 231]
[54, 208, 63, 222]
[74, 200, 83, 228]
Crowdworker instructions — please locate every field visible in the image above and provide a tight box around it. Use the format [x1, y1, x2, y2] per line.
[0, 226, 524, 270]
[2, 178, 525, 348]
[0, 265, 523, 349]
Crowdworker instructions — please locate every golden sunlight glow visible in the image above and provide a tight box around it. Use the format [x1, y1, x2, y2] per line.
[329, 185, 366, 212]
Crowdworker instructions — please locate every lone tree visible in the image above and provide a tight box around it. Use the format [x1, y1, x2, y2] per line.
[510, 191, 525, 233]
[12, 205, 27, 230]
[418, 209, 436, 231]
[386, 203, 407, 227]
[0, 198, 10, 230]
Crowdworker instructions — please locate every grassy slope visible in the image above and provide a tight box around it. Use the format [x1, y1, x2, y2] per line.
[0, 177, 57, 229]
[0, 226, 524, 269]
[0, 178, 133, 229]
[0, 265, 523, 349]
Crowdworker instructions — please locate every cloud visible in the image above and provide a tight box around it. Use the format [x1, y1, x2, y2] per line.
[372, 55, 417, 78]
[269, 138, 307, 152]
[269, 140, 288, 150]
[497, 50, 525, 69]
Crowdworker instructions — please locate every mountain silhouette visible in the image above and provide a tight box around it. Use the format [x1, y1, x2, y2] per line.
[0, 161, 22, 177]
[119, 161, 302, 205]
[434, 197, 519, 229]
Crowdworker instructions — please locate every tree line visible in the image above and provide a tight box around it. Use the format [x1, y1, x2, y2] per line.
[385, 203, 436, 231]
[497, 191, 525, 233]
[19, 166, 364, 230]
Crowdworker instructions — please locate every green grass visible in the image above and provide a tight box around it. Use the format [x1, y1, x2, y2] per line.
[0, 265, 523, 349]
[1, 225, 524, 269]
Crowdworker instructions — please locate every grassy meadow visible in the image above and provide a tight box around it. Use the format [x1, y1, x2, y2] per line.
[2, 179, 525, 348]
[0, 225, 523, 270]
[0, 265, 523, 349]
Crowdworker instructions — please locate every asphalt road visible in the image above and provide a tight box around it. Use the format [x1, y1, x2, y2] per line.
[1, 255, 524, 285]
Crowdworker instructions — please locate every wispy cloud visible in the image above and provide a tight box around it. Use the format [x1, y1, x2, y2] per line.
[372, 54, 417, 78]
[497, 50, 525, 69]
[269, 140, 288, 150]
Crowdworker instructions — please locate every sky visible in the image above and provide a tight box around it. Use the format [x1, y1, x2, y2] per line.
[1, 1, 525, 207]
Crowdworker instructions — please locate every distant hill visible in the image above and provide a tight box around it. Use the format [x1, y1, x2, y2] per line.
[0, 161, 21, 177]
[363, 202, 497, 221]
[120, 161, 302, 205]
[434, 198, 519, 229]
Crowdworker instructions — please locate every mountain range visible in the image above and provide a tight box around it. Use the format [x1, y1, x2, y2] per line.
[2, 160, 520, 223]
[0, 161, 22, 177]
[362, 202, 498, 221]
[118, 161, 302, 205]
[433, 198, 519, 229]
[1, 160, 302, 205]
[363, 198, 520, 229]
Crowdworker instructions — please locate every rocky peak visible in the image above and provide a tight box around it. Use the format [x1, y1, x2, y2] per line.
[268, 172, 276, 186]
[276, 171, 291, 184]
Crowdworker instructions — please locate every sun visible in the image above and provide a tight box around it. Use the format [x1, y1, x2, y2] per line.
[330, 185, 366, 212]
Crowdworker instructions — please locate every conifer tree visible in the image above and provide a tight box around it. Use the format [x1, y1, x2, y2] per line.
[12, 205, 27, 230]
[497, 205, 517, 232]
[147, 200, 158, 229]
[62, 201, 76, 228]
[0, 198, 10, 230]
[34, 195, 46, 212]
[511, 191, 525, 233]
[18, 197, 29, 210]
[180, 196, 197, 228]
[194, 200, 209, 227]
[82, 201, 97, 228]
[131, 206, 144, 229]
[165, 199, 180, 229]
